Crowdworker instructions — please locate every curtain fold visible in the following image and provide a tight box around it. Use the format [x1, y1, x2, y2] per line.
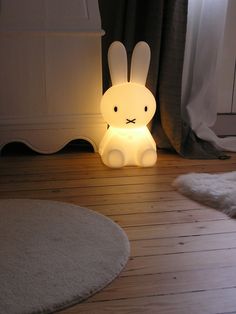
[182, 0, 236, 152]
[99, 0, 228, 159]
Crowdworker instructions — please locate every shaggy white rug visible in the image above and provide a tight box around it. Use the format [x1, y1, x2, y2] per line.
[173, 171, 236, 217]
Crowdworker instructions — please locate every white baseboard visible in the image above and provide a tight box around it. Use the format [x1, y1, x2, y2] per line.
[211, 114, 236, 136]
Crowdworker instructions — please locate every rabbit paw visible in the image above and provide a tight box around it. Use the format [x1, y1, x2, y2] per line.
[140, 149, 157, 167]
[107, 149, 125, 168]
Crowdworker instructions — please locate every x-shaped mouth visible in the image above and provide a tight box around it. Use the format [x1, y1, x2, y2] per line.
[126, 118, 136, 124]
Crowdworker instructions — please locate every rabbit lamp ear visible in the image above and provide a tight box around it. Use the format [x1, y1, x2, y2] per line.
[108, 41, 128, 85]
[108, 41, 151, 85]
[130, 41, 151, 85]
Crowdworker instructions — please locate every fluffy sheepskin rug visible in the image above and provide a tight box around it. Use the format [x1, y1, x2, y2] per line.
[173, 172, 236, 217]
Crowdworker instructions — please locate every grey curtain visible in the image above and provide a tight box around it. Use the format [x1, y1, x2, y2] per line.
[99, 0, 228, 159]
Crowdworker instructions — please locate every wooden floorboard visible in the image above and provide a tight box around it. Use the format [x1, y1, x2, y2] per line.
[61, 288, 236, 314]
[1, 148, 236, 314]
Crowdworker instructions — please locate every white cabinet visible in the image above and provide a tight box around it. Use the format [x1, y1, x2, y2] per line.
[0, 0, 106, 153]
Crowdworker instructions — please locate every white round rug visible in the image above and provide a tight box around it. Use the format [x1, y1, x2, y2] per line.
[0, 199, 130, 314]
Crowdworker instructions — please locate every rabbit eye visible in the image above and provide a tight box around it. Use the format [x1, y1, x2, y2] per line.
[144, 106, 148, 112]
[114, 106, 118, 112]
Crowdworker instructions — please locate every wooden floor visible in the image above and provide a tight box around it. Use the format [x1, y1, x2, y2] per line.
[1, 146, 236, 314]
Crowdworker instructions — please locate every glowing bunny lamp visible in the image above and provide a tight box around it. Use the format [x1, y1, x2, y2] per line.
[99, 41, 157, 168]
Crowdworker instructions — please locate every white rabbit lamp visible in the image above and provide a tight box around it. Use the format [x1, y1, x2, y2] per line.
[99, 41, 157, 168]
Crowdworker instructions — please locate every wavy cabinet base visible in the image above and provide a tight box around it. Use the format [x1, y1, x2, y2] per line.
[0, 115, 106, 153]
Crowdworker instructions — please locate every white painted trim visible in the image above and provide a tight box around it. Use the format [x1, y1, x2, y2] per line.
[0, 30, 105, 36]
[211, 114, 236, 136]
[0, 114, 105, 127]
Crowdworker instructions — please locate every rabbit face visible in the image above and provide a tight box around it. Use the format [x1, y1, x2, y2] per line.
[101, 82, 156, 128]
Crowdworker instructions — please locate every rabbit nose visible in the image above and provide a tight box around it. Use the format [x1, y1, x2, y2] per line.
[126, 118, 136, 124]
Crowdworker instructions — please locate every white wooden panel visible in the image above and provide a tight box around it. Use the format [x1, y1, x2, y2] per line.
[0, 0, 101, 32]
[45, 35, 102, 115]
[45, 0, 89, 29]
[0, 0, 105, 153]
[45, 0, 101, 31]
[0, 34, 46, 118]
[0, 0, 44, 30]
